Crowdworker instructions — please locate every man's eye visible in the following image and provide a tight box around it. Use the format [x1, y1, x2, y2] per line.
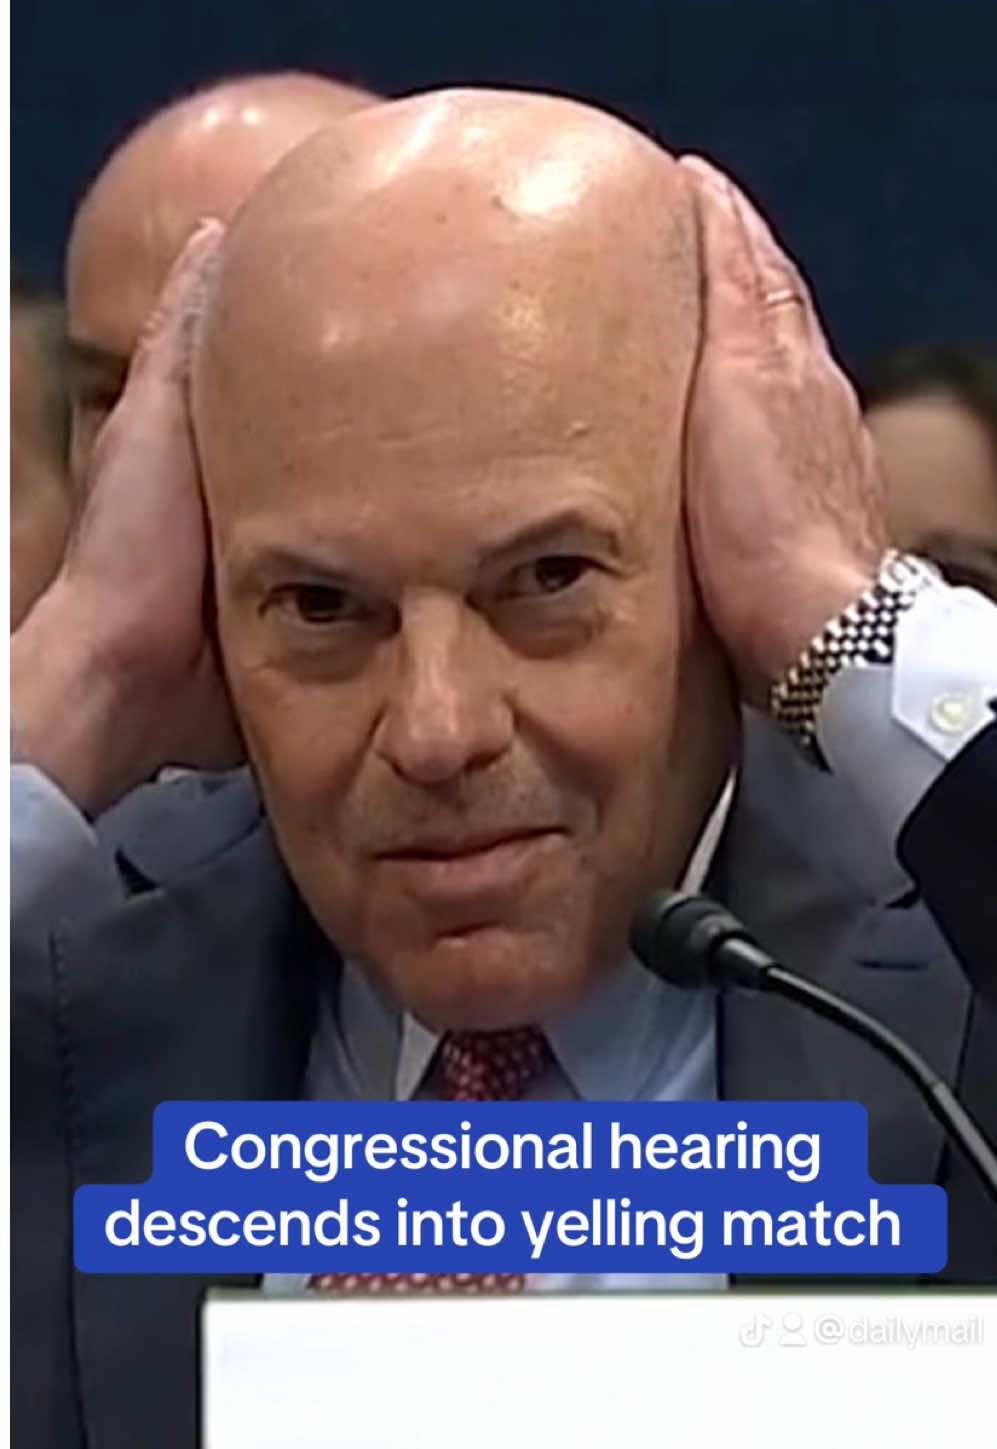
[504, 555, 594, 599]
[274, 584, 363, 624]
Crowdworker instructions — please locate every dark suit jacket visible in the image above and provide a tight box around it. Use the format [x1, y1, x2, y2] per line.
[707, 713, 997, 1286]
[12, 750, 997, 1449]
[898, 717, 996, 991]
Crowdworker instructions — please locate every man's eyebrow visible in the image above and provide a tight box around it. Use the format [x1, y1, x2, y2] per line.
[479, 508, 625, 567]
[229, 508, 627, 590]
[228, 545, 359, 591]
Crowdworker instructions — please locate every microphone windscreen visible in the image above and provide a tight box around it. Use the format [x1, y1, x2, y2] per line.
[629, 891, 714, 988]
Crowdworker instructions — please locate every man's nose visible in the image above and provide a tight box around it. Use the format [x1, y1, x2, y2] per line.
[375, 597, 514, 786]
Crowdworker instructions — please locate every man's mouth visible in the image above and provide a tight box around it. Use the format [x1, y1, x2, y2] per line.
[374, 828, 565, 906]
[379, 826, 559, 862]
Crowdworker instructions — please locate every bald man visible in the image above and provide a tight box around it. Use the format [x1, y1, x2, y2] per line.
[65, 70, 375, 485]
[12, 92, 997, 1449]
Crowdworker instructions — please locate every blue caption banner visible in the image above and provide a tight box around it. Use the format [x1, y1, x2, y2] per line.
[74, 1101, 946, 1275]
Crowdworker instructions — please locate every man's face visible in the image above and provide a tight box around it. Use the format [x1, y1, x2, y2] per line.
[66, 192, 177, 487]
[868, 395, 997, 599]
[197, 156, 733, 1031]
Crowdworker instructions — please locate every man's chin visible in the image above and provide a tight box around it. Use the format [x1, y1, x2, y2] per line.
[372, 923, 595, 1033]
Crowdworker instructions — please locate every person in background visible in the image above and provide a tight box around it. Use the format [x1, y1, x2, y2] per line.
[860, 343, 997, 600]
[10, 271, 73, 628]
[65, 69, 377, 486]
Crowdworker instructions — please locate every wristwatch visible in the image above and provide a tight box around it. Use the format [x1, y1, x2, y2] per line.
[769, 550, 942, 764]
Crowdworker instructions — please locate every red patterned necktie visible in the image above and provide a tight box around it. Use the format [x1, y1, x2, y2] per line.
[311, 1026, 551, 1295]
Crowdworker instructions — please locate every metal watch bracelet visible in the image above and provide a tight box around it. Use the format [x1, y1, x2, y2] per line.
[769, 550, 942, 763]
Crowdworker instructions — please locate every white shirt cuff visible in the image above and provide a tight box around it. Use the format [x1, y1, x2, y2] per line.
[817, 583, 997, 846]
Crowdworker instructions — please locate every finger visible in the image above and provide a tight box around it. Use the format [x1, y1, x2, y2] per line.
[678, 154, 764, 346]
[80, 220, 224, 503]
[129, 217, 225, 387]
[726, 183, 820, 352]
[680, 154, 817, 354]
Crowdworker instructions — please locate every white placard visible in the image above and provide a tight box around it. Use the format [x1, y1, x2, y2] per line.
[204, 1289, 993, 1448]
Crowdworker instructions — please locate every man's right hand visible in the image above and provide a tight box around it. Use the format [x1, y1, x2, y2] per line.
[11, 220, 243, 817]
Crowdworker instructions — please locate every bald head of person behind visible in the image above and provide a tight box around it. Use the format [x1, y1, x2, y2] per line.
[66, 70, 376, 486]
[193, 89, 737, 1032]
[11, 275, 73, 628]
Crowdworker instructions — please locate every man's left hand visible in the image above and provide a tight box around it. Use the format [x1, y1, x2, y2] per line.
[679, 155, 887, 706]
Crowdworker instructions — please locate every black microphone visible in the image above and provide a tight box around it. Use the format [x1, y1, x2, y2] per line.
[631, 890, 997, 1206]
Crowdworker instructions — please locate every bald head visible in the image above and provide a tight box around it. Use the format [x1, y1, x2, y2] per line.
[11, 284, 73, 628]
[198, 90, 698, 495]
[66, 70, 377, 484]
[194, 90, 733, 1031]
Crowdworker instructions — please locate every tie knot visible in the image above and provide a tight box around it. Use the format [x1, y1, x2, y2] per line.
[436, 1027, 552, 1101]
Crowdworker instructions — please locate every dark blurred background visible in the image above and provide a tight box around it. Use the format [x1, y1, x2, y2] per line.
[12, 0, 997, 365]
